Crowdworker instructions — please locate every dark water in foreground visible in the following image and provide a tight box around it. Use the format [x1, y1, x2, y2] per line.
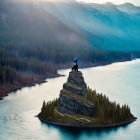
[0, 60, 140, 140]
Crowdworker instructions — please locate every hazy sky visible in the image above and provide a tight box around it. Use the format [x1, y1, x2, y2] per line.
[77, 0, 140, 6]
[22, 0, 140, 6]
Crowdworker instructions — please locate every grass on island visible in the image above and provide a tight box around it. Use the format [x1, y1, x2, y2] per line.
[38, 87, 134, 125]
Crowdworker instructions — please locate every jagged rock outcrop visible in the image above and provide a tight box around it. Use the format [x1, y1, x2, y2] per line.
[38, 70, 137, 128]
[59, 71, 95, 117]
[64, 71, 87, 97]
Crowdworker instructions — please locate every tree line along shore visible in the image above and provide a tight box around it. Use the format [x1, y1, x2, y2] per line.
[1, 43, 140, 99]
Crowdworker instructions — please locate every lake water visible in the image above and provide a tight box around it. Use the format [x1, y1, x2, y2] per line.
[0, 59, 140, 140]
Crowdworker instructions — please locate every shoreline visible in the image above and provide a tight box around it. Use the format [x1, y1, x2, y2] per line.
[0, 58, 139, 100]
[0, 73, 61, 100]
[38, 116, 137, 128]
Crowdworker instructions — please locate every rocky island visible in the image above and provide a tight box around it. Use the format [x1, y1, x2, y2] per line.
[38, 69, 137, 128]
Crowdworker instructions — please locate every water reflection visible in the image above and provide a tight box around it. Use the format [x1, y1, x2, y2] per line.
[40, 120, 131, 139]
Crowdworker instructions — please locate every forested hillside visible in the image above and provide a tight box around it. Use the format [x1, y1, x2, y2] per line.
[0, 43, 136, 85]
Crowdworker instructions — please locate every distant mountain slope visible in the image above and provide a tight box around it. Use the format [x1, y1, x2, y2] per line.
[117, 3, 140, 14]
[38, 1, 140, 51]
[0, 0, 97, 51]
[1, 0, 140, 51]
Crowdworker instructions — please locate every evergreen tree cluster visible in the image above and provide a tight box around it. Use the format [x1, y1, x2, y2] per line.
[87, 88, 134, 122]
[39, 99, 58, 120]
[0, 66, 20, 84]
[39, 88, 134, 123]
[0, 43, 138, 84]
[0, 45, 57, 84]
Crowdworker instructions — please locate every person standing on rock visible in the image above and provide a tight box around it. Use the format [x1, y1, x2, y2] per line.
[72, 58, 79, 71]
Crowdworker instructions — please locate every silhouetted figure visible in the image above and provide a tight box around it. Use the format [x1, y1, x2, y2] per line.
[72, 58, 78, 71]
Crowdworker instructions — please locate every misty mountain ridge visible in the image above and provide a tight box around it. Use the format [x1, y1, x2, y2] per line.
[0, 0, 94, 51]
[87, 2, 140, 14]
[38, 1, 140, 51]
[0, 0, 140, 51]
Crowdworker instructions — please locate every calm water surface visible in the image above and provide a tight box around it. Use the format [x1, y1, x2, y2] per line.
[0, 60, 140, 140]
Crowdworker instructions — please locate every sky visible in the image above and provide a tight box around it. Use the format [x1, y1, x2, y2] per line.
[77, 0, 140, 6]
[18, 0, 140, 6]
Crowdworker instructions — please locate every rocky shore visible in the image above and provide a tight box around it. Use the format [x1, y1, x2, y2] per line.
[38, 115, 137, 128]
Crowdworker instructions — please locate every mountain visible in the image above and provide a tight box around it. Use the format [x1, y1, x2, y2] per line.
[0, 0, 96, 50]
[117, 3, 140, 14]
[1, 0, 140, 51]
[38, 1, 140, 51]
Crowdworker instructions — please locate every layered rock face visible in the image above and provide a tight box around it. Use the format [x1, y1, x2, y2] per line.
[59, 71, 95, 117]
[64, 71, 87, 97]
